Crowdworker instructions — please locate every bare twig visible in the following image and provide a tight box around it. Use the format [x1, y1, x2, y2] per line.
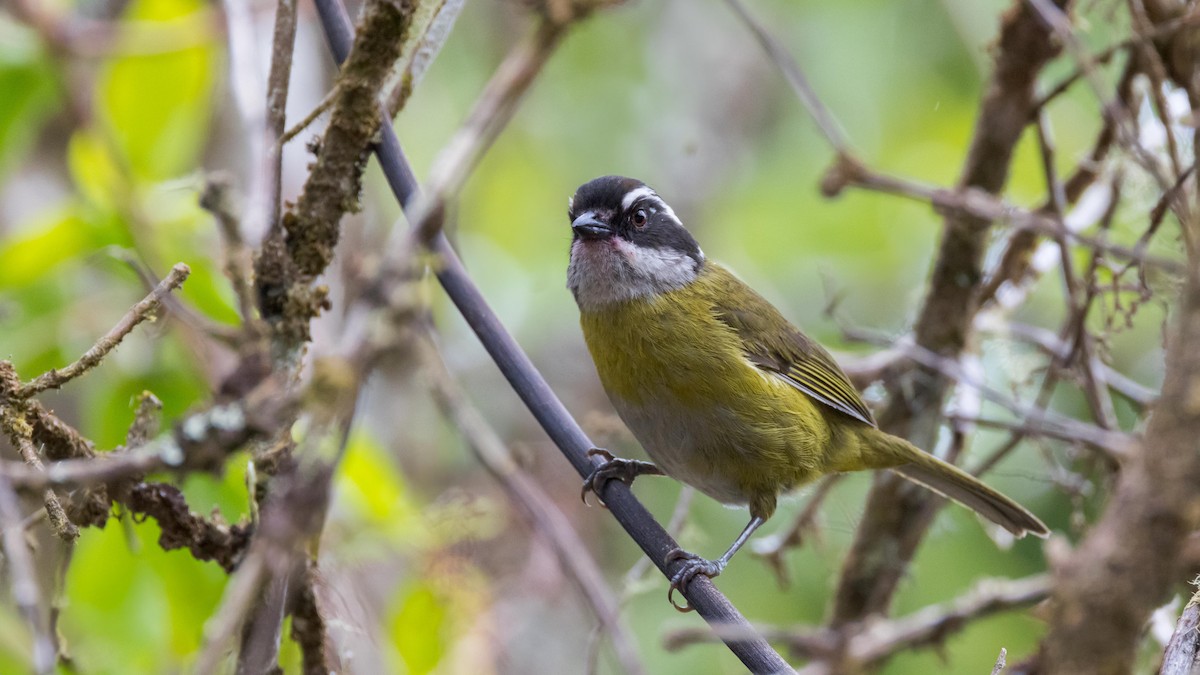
[722, 0, 851, 155]
[1160, 589, 1200, 675]
[195, 465, 334, 675]
[1, 375, 289, 493]
[310, 1, 794, 670]
[405, 18, 568, 245]
[752, 475, 843, 586]
[14, 263, 191, 398]
[417, 328, 647, 675]
[264, 0, 298, 236]
[200, 177, 258, 324]
[385, 0, 465, 116]
[1025, 0, 1173, 191]
[666, 575, 1048, 672]
[0, 475, 56, 674]
[830, 0, 1070, 625]
[194, 545, 268, 674]
[1032, 11, 1200, 110]
[10, 428, 76, 542]
[280, 85, 338, 145]
[843, 576, 1048, 666]
[1038, 233, 1200, 671]
[827, 160, 1184, 274]
[992, 648, 1008, 675]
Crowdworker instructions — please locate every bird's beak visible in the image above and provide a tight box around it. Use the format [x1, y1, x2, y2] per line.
[572, 214, 613, 240]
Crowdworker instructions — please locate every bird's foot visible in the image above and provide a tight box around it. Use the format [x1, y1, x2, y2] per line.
[580, 448, 662, 508]
[665, 549, 727, 612]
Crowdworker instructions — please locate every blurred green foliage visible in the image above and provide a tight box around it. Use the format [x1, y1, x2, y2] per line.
[0, 0, 1170, 672]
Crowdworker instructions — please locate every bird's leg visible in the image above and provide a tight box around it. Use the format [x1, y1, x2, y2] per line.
[580, 448, 663, 507]
[665, 515, 766, 612]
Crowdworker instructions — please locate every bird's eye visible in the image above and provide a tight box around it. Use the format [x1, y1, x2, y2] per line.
[632, 209, 648, 228]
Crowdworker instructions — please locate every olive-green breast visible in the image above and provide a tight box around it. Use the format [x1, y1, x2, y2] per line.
[578, 263, 838, 504]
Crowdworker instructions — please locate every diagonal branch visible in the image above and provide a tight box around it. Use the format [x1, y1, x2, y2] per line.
[310, 1, 794, 672]
[1036, 234, 1200, 673]
[13, 263, 190, 399]
[0, 474, 56, 674]
[416, 328, 647, 675]
[829, 0, 1070, 626]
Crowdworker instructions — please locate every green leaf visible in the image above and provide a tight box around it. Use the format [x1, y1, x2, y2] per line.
[339, 432, 415, 524]
[0, 203, 121, 289]
[96, 0, 217, 181]
[390, 582, 448, 675]
[0, 27, 58, 177]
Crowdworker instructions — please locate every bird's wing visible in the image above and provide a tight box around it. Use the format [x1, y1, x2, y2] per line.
[711, 280, 877, 428]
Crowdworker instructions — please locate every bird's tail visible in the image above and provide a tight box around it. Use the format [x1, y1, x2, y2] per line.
[866, 428, 1049, 539]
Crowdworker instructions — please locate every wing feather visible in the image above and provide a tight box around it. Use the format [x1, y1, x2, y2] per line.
[707, 266, 876, 428]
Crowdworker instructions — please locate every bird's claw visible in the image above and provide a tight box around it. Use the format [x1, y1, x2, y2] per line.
[665, 549, 725, 612]
[580, 448, 660, 508]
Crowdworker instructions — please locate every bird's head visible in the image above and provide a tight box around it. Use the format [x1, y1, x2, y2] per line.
[566, 176, 705, 311]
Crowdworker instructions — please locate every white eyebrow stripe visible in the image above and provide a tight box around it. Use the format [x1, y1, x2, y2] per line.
[621, 186, 656, 210]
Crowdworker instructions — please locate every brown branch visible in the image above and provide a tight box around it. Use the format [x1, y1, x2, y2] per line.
[1160, 589, 1200, 675]
[13, 263, 190, 399]
[825, 158, 1183, 274]
[200, 176, 259, 324]
[289, 560, 337, 675]
[195, 464, 334, 675]
[416, 327, 648, 675]
[841, 574, 1050, 669]
[992, 648, 1009, 675]
[752, 475, 843, 587]
[0, 474, 56, 674]
[665, 575, 1049, 672]
[989, 321, 1157, 409]
[722, 0, 851, 155]
[405, 18, 569, 246]
[256, 0, 417, 346]
[264, 0, 298, 237]
[830, 0, 1070, 626]
[10, 423, 76, 542]
[123, 482, 251, 572]
[1036, 256, 1200, 671]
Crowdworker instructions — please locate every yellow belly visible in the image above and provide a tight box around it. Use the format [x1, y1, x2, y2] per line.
[579, 277, 836, 514]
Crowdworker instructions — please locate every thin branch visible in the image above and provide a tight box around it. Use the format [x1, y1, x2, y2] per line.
[195, 545, 268, 675]
[385, 0, 465, 116]
[1025, 0, 1174, 191]
[847, 575, 1050, 666]
[195, 464, 335, 675]
[281, 85, 338, 145]
[722, 0, 851, 155]
[417, 328, 647, 675]
[665, 575, 1049, 671]
[0, 475, 56, 674]
[1031, 11, 1200, 110]
[310, 1, 794, 671]
[752, 475, 843, 587]
[264, 0, 298, 236]
[200, 177, 259, 324]
[1038, 220, 1200, 671]
[10, 426, 76, 542]
[1160, 589, 1200, 675]
[1, 375, 290, 493]
[14, 263, 191, 399]
[830, 0, 1072, 625]
[826, 159, 1184, 274]
[404, 19, 568, 245]
[992, 648, 1008, 675]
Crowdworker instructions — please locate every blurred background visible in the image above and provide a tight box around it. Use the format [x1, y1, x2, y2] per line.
[0, 0, 1171, 672]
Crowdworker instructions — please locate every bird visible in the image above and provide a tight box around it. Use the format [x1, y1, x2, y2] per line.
[565, 175, 1048, 609]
